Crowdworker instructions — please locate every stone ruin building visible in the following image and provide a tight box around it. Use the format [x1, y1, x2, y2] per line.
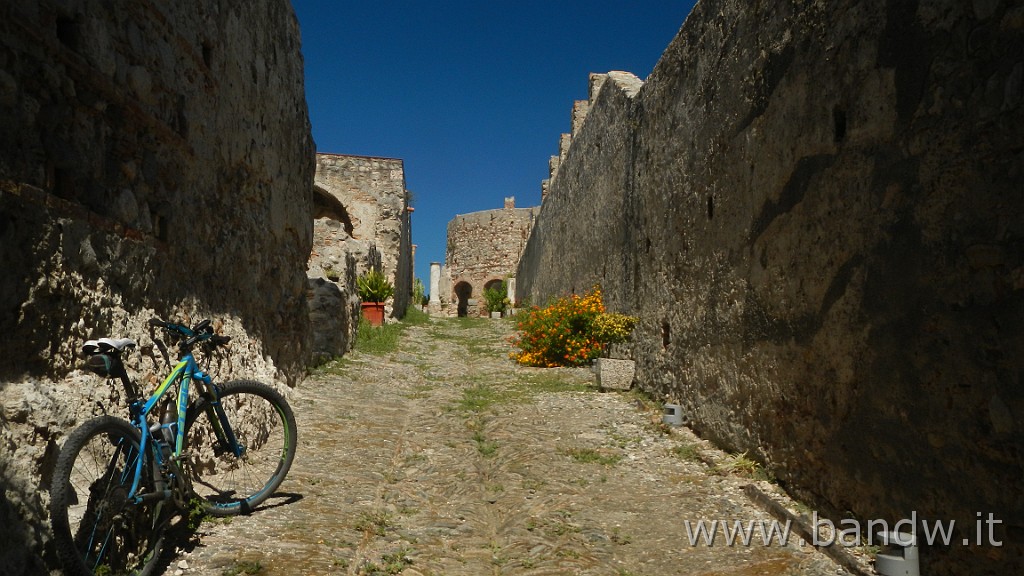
[307, 153, 415, 361]
[431, 196, 537, 316]
[541, 75, 609, 203]
[516, 0, 1023, 574]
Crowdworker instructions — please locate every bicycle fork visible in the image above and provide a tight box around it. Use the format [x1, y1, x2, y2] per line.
[200, 382, 245, 458]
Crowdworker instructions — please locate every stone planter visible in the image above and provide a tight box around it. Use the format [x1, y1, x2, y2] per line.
[595, 358, 635, 391]
[490, 311, 502, 319]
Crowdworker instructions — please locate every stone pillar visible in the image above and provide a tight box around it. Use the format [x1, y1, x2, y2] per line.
[506, 277, 516, 304]
[429, 262, 441, 305]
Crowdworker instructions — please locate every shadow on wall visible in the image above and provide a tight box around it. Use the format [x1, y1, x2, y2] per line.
[454, 282, 472, 317]
[0, 201, 56, 380]
[0, 454, 51, 574]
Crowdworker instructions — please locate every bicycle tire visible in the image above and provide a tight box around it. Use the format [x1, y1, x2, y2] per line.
[49, 415, 167, 576]
[184, 379, 297, 516]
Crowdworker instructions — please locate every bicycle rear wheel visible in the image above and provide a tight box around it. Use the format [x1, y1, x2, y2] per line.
[184, 379, 297, 516]
[49, 416, 167, 576]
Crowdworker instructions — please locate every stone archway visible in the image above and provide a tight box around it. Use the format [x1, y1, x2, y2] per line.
[312, 184, 355, 237]
[453, 281, 473, 317]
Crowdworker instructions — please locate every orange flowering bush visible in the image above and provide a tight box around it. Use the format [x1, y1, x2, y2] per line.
[509, 288, 635, 367]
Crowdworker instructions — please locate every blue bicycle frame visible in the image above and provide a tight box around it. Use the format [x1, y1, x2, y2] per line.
[123, 347, 242, 504]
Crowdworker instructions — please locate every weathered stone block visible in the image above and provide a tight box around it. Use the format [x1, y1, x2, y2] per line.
[308, 275, 359, 362]
[595, 358, 635, 391]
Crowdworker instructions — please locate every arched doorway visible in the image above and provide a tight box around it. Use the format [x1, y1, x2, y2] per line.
[311, 185, 355, 236]
[454, 281, 473, 317]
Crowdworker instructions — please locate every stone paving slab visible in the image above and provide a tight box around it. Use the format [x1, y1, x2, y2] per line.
[171, 317, 861, 576]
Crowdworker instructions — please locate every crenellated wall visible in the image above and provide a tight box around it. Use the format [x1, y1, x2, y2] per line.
[0, 1, 313, 571]
[517, 0, 1023, 573]
[518, 71, 642, 312]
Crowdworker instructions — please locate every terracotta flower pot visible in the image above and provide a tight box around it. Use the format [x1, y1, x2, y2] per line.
[361, 302, 385, 326]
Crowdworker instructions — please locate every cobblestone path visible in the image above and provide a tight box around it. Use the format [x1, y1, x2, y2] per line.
[175, 316, 853, 576]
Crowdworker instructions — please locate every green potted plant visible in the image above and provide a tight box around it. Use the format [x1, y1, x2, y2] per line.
[357, 268, 394, 326]
[483, 281, 510, 318]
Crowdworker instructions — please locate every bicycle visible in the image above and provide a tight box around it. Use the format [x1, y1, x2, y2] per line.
[49, 318, 298, 576]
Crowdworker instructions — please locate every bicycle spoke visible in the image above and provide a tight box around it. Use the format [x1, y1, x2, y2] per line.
[50, 417, 166, 576]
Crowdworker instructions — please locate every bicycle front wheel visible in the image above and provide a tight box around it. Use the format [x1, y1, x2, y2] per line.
[49, 415, 167, 576]
[184, 379, 297, 516]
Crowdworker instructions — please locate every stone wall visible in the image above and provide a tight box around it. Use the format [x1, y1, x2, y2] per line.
[444, 199, 538, 316]
[517, 0, 1023, 573]
[313, 153, 413, 319]
[307, 182, 373, 361]
[0, 0, 313, 571]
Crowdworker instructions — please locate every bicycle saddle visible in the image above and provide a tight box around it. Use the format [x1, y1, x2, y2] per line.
[82, 337, 138, 355]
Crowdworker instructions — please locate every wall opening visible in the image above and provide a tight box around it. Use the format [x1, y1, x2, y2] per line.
[833, 106, 847, 143]
[201, 41, 213, 68]
[52, 169, 75, 202]
[707, 195, 714, 220]
[662, 320, 671, 348]
[152, 211, 167, 242]
[454, 281, 473, 317]
[56, 17, 80, 51]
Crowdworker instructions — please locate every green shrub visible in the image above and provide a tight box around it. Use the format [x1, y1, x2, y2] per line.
[403, 305, 431, 326]
[412, 278, 426, 305]
[355, 317, 402, 354]
[483, 281, 510, 314]
[591, 312, 637, 344]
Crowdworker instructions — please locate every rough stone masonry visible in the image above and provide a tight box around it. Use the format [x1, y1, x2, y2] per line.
[517, 0, 1023, 574]
[0, 1, 313, 572]
[441, 198, 538, 316]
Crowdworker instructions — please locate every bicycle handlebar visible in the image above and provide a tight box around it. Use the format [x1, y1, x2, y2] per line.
[149, 317, 230, 349]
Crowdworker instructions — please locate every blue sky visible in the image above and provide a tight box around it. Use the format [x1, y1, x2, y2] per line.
[290, 1, 697, 289]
